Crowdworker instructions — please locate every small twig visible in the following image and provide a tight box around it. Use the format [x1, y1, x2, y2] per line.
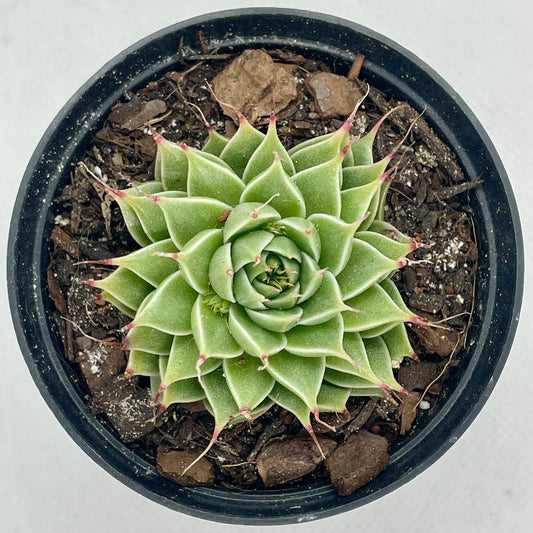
[348, 53, 365, 80]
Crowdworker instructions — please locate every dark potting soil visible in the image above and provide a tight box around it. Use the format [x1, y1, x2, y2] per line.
[47, 45, 478, 494]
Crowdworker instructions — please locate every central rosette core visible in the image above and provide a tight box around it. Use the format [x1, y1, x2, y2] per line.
[205, 202, 324, 333]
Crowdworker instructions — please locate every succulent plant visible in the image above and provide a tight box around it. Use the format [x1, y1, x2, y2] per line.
[88, 102, 428, 467]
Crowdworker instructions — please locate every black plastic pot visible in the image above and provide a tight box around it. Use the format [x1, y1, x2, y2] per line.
[8, 8, 523, 525]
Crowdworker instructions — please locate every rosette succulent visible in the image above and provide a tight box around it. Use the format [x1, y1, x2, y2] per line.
[89, 103, 428, 465]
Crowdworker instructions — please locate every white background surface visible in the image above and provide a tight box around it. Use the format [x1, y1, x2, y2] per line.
[2, 1, 531, 531]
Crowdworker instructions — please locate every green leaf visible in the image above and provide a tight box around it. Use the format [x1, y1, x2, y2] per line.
[157, 196, 230, 249]
[381, 324, 415, 366]
[316, 382, 350, 412]
[97, 291, 136, 318]
[160, 378, 206, 409]
[220, 115, 265, 177]
[269, 383, 312, 428]
[297, 252, 325, 303]
[274, 217, 321, 263]
[223, 355, 275, 415]
[113, 182, 164, 246]
[121, 190, 185, 243]
[112, 239, 179, 286]
[191, 296, 243, 359]
[185, 146, 245, 205]
[124, 325, 173, 355]
[289, 128, 349, 172]
[202, 128, 229, 157]
[308, 213, 357, 276]
[133, 271, 197, 334]
[355, 231, 413, 261]
[208, 242, 236, 303]
[245, 307, 303, 333]
[341, 156, 390, 190]
[232, 268, 268, 310]
[335, 238, 400, 299]
[154, 134, 188, 191]
[264, 283, 301, 310]
[231, 230, 274, 271]
[223, 202, 281, 242]
[242, 115, 295, 182]
[323, 368, 381, 392]
[177, 229, 223, 293]
[363, 336, 405, 391]
[228, 304, 287, 361]
[92, 267, 153, 312]
[264, 235, 302, 261]
[201, 368, 240, 433]
[126, 349, 160, 376]
[241, 157, 305, 218]
[339, 179, 381, 225]
[267, 351, 325, 410]
[342, 283, 412, 333]
[368, 220, 413, 244]
[299, 271, 348, 325]
[293, 157, 342, 217]
[162, 335, 221, 385]
[285, 314, 345, 358]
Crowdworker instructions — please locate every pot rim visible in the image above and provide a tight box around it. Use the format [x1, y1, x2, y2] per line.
[7, 7, 524, 525]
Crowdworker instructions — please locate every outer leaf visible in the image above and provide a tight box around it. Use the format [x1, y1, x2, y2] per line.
[122, 190, 185, 243]
[355, 231, 414, 261]
[288, 128, 349, 172]
[285, 314, 346, 358]
[339, 179, 381, 225]
[92, 267, 153, 312]
[308, 213, 357, 275]
[157, 196, 230, 249]
[191, 296, 243, 359]
[240, 158, 305, 217]
[381, 324, 415, 366]
[336, 238, 400, 299]
[177, 228, 223, 294]
[123, 325, 173, 355]
[202, 128, 229, 156]
[160, 378, 206, 408]
[162, 335, 221, 386]
[228, 304, 287, 360]
[267, 351, 325, 410]
[133, 271, 197, 334]
[223, 355, 275, 414]
[316, 382, 350, 412]
[220, 116, 265, 177]
[293, 157, 342, 217]
[154, 135, 188, 191]
[126, 349, 159, 376]
[299, 271, 348, 326]
[242, 115, 295, 182]
[368, 219, 413, 244]
[363, 336, 405, 391]
[112, 239, 179, 286]
[185, 146, 245, 205]
[341, 156, 389, 190]
[342, 283, 413, 333]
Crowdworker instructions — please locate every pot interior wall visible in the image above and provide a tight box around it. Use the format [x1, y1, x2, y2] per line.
[9, 9, 522, 525]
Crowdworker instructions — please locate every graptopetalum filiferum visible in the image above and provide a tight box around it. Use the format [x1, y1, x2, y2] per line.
[87, 99, 432, 471]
